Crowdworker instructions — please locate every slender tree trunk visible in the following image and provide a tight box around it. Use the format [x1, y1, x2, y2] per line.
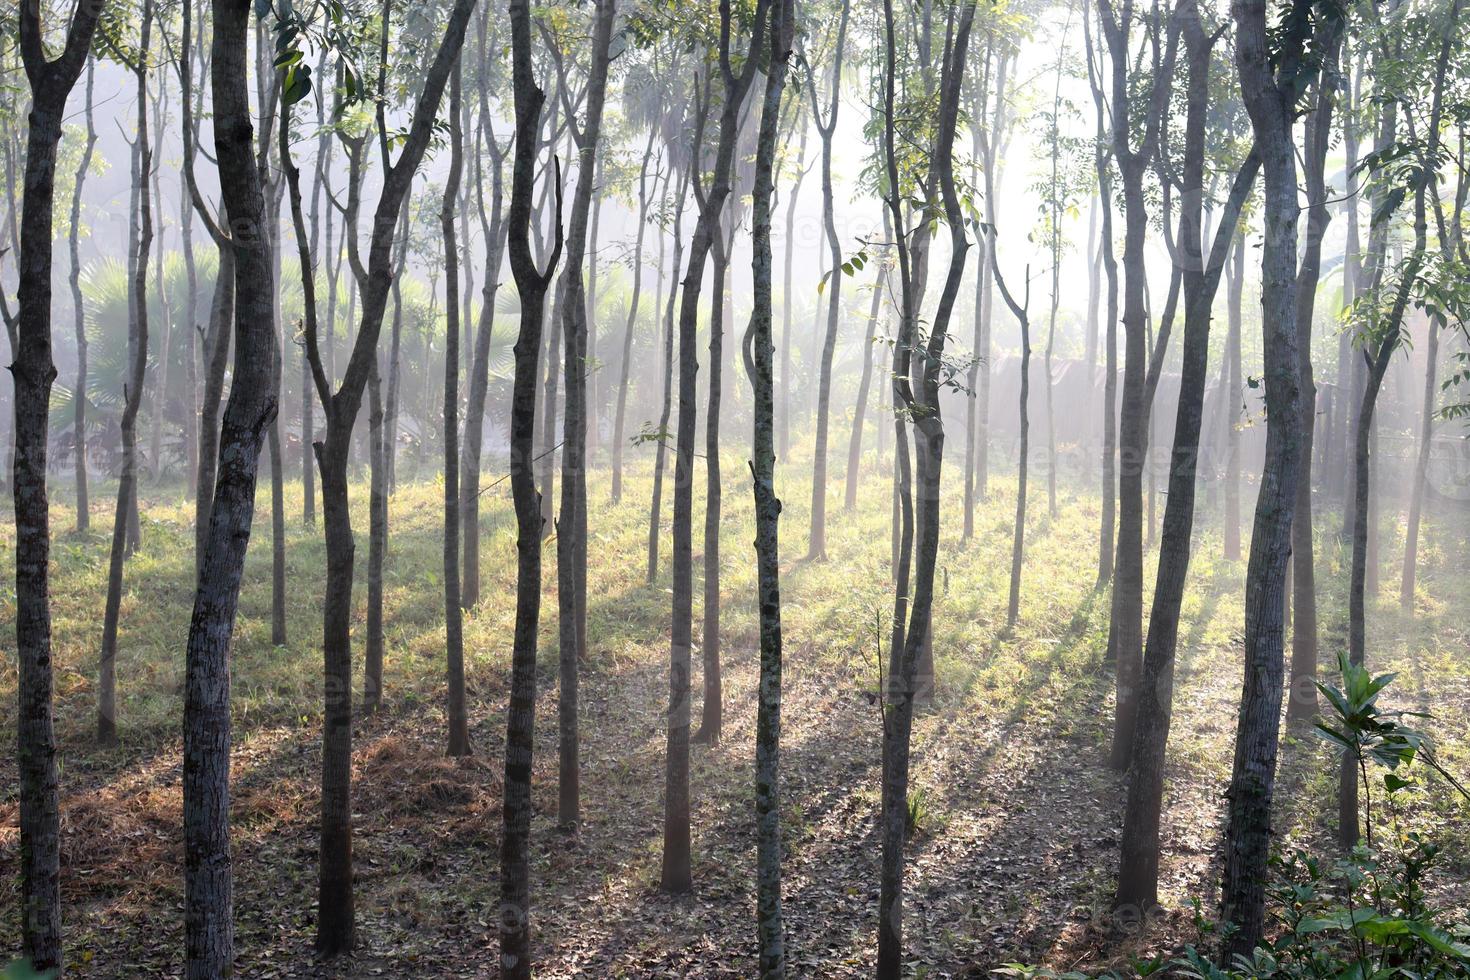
[1401, 337, 1444, 610]
[462, 11, 509, 606]
[648, 168, 690, 584]
[1224, 233, 1244, 560]
[1286, 24, 1344, 725]
[778, 126, 807, 460]
[877, 6, 976, 973]
[69, 59, 97, 534]
[662, 20, 769, 892]
[442, 63, 471, 757]
[695, 226, 733, 744]
[181, 0, 279, 971]
[1115, 7, 1257, 912]
[1221, 0, 1328, 952]
[13, 3, 103, 968]
[554, 0, 615, 825]
[306, 0, 477, 955]
[805, 0, 851, 561]
[100, 7, 155, 744]
[750, 7, 794, 974]
[845, 223, 889, 511]
[364, 356, 386, 714]
[501, 0, 562, 969]
[610, 126, 657, 504]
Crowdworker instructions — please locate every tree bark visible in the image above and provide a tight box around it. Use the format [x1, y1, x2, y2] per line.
[12, 0, 103, 968]
[501, 0, 563, 970]
[805, 0, 851, 561]
[100, 3, 155, 745]
[1115, 4, 1258, 913]
[69, 58, 97, 534]
[662, 2, 772, 892]
[461, 12, 510, 606]
[610, 125, 658, 505]
[553, 0, 616, 826]
[442, 63, 471, 757]
[749, 5, 794, 974]
[1221, 0, 1324, 953]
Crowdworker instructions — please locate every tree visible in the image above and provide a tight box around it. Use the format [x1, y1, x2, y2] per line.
[296, 0, 479, 954]
[442, 61, 472, 757]
[548, 0, 618, 827]
[1114, 0, 1260, 914]
[1286, 17, 1346, 728]
[1339, 0, 1459, 851]
[68, 57, 97, 535]
[501, 0, 563, 970]
[99, 0, 156, 746]
[748, 0, 795, 970]
[12, 0, 105, 967]
[662, 0, 772, 894]
[803, 0, 851, 561]
[1095, 0, 1179, 773]
[181, 0, 283, 970]
[610, 123, 660, 504]
[462, 4, 511, 607]
[1221, 0, 1326, 953]
[876, 2, 977, 973]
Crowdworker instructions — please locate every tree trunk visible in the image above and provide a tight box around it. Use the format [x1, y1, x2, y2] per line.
[100, 7, 155, 745]
[610, 125, 657, 505]
[648, 168, 690, 584]
[69, 58, 97, 534]
[845, 220, 889, 512]
[1224, 233, 1244, 560]
[1286, 23, 1344, 726]
[749, 6, 794, 974]
[13, 2, 103, 967]
[554, 0, 616, 826]
[1115, 6, 1257, 912]
[305, 0, 477, 955]
[501, 0, 561, 969]
[778, 126, 808, 460]
[461, 37, 509, 607]
[805, 0, 851, 561]
[442, 63, 471, 757]
[1221, 0, 1325, 953]
[661, 16, 769, 891]
[182, 0, 279, 972]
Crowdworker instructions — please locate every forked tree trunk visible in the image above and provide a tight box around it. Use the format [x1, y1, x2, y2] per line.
[1221, 0, 1327, 954]
[181, 0, 280, 973]
[805, 0, 850, 561]
[501, 0, 563, 970]
[661, 9, 770, 892]
[553, 0, 616, 825]
[460, 25, 509, 606]
[877, 3, 975, 972]
[13, 2, 102, 968]
[1115, 5, 1258, 913]
[100, 5, 155, 745]
[301, 0, 476, 955]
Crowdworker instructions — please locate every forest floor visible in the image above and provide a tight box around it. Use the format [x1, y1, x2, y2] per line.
[2, 448, 1469, 978]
